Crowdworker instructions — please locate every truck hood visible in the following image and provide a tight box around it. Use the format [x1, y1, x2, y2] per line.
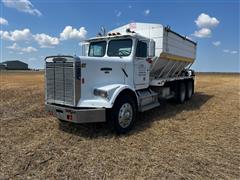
[78, 56, 131, 107]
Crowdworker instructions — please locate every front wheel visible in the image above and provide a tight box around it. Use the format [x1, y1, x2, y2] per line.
[110, 95, 137, 134]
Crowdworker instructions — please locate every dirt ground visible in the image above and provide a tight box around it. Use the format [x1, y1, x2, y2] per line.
[0, 71, 239, 179]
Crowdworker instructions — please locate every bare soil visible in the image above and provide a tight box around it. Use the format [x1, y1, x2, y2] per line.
[0, 72, 239, 179]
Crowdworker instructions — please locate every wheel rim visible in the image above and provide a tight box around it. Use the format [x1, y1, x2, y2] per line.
[118, 103, 133, 128]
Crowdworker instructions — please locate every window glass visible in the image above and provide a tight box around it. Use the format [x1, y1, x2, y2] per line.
[88, 41, 106, 57]
[136, 41, 147, 57]
[107, 39, 132, 57]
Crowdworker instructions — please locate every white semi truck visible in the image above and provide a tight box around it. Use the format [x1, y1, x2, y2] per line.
[45, 23, 197, 133]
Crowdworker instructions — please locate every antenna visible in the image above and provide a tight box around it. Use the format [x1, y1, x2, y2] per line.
[101, 26, 106, 36]
[97, 32, 102, 37]
[97, 26, 106, 37]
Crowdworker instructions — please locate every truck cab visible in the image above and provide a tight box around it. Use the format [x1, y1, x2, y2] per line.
[45, 23, 196, 133]
[86, 33, 154, 89]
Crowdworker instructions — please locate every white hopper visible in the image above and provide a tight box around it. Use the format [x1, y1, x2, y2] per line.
[110, 23, 197, 78]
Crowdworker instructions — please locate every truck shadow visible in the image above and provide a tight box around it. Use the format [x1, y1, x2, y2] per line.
[58, 92, 213, 138]
[134, 92, 213, 133]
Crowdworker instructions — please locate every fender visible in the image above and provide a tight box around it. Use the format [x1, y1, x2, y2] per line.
[94, 84, 138, 108]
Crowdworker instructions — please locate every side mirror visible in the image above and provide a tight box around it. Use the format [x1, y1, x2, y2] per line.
[149, 40, 155, 57]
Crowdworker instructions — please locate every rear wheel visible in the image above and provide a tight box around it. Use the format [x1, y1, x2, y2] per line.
[186, 80, 194, 100]
[110, 95, 137, 134]
[176, 82, 186, 104]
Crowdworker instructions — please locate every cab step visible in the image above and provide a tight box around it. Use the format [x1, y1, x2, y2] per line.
[137, 89, 160, 112]
[139, 102, 160, 112]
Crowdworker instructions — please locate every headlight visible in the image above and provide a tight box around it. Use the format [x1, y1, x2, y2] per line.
[93, 89, 108, 98]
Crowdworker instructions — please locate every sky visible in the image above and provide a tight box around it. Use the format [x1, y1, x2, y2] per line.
[0, 0, 239, 72]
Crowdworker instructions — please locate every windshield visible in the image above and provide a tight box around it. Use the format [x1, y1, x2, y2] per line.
[88, 41, 106, 57]
[107, 39, 132, 57]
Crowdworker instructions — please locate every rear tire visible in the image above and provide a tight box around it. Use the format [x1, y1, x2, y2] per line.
[176, 82, 186, 104]
[186, 80, 194, 100]
[110, 95, 137, 134]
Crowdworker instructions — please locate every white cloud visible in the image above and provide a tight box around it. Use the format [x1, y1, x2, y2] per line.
[212, 41, 221, 46]
[0, 28, 59, 48]
[195, 13, 219, 28]
[128, 5, 132, 9]
[6, 42, 19, 50]
[60, 26, 87, 41]
[114, 10, 122, 17]
[144, 9, 150, 16]
[34, 33, 59, 48]
[230, 51, 238, 54]
[117, 11, 122, 17]
[2, 0, 42, 16]
[22, 46, 37, 52]
[0, 28, 32, 41]
[193, 28, 211, 38]
[28, 57, 37, 61]
[224, 49, 238, 54]
[0, 17, 8, 25]
[1, 26, 88, 49]
[6, 42, 37, 53]
[186, 36, 193, 41]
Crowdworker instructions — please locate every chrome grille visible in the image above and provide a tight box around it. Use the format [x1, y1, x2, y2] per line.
[46, 59, 77, 106]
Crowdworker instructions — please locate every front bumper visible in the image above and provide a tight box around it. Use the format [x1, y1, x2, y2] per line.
[46, 104, 106, 123]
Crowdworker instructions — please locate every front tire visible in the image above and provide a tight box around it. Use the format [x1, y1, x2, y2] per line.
[110, 95, 137, 134]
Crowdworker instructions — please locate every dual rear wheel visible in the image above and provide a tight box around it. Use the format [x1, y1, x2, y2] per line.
[176, 80, 194, 103]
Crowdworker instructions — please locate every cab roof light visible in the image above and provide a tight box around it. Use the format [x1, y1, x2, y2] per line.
[126, 28, 131, 33]
[126, 28, 135, 33]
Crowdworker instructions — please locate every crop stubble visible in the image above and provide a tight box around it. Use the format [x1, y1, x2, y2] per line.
[0, 72, 239, 179]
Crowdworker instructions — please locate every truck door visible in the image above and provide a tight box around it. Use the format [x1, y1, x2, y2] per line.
[134, 40, 150, 89]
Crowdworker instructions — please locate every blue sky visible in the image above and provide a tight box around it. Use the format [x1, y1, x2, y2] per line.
[0, 0, 239, 72]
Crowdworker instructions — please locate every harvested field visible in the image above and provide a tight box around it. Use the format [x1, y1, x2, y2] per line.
[0, 72, 240, 179]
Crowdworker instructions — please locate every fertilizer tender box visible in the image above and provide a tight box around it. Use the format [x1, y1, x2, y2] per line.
[45, 22, 197, 133]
